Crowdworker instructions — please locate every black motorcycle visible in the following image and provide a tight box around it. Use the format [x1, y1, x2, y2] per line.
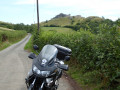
[25, 44, 72, 90]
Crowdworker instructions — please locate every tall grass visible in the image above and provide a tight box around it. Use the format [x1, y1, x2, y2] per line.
[0, 29, 27, 50]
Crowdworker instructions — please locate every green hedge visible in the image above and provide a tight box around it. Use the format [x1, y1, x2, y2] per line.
[33, 25, 120, 89]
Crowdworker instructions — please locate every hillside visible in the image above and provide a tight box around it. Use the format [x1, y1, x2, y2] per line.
[41, 17, 72, 26]
[40, 13, 85, 26]
[52, 13, 70, 19]
[0, 27, 14, 31]
[40, 13, 105, 27]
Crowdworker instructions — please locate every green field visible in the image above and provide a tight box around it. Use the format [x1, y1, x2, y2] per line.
[41, 27, 74, 33]
[0, 28, 27, 51]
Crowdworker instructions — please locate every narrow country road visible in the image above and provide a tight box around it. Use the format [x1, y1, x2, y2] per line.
[0, 34, 75, 90]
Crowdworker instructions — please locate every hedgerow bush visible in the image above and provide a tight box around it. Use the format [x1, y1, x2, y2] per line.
[33, 25, 120, 89]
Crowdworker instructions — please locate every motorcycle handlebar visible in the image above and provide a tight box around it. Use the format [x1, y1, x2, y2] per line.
[58, 64, 69, 71]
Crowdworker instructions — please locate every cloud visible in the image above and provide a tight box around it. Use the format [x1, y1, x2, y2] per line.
[15, 0, 35, 5]
[15, 0, 120, 11]
[15, 0, 120, 21]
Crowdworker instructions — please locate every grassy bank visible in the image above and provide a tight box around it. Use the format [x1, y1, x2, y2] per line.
[0, 28, 27, 51]
[25, 26, 120, 89]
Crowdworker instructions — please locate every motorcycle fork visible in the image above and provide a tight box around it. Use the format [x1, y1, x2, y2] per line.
[32, 77, 36, 85]
[39, 80, 45, 90]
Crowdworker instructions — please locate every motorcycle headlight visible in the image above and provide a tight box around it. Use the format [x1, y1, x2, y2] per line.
[33, 65, 41, 74]
[41, 71, 50, 77]
[32, 65, 50, 77]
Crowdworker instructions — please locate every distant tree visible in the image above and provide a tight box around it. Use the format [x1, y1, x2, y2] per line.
[45, 20, 48, 23]
[14, 23, 25, 30]
[103, 19, 114, 26]
[71, 20, 75, 25]
[115, 18, 120, 26]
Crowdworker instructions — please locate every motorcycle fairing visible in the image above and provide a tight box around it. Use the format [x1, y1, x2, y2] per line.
[38, 45, 58, 62]
[32, 45, 58, 77]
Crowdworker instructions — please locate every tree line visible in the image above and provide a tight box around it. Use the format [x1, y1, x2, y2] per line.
[64, 17, 120, 34]
[0, 22, 37, 33]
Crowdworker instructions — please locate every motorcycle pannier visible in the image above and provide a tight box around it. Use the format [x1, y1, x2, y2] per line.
[54, 44, 72, 60]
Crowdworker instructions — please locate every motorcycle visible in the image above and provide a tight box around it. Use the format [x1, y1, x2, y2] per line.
[25, 44, 72, 90]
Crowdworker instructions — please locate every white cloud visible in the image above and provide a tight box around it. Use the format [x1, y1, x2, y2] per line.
[15, 0, 120, 21]
[15, 0, 120, 10]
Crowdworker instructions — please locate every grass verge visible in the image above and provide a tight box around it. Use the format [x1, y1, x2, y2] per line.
[24, 35, 33, 52]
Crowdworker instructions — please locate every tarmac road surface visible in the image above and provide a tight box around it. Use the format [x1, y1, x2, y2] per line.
[0, 34, 75, 90]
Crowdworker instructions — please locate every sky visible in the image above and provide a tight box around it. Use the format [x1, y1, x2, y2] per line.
[0, 0, 120, 25]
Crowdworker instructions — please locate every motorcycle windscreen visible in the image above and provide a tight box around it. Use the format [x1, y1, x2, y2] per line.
[38, 45, 58, 62]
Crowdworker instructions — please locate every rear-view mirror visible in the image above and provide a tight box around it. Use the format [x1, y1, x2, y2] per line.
[64, 56, 70, 61]
[33, 45, 39, 50]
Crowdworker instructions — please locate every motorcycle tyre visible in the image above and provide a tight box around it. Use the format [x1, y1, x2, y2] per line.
[28, 84, 34, 90]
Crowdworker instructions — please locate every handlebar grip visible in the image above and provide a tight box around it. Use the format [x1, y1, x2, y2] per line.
[59, 64, 69, 71]
[28, 52, 36, 59]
